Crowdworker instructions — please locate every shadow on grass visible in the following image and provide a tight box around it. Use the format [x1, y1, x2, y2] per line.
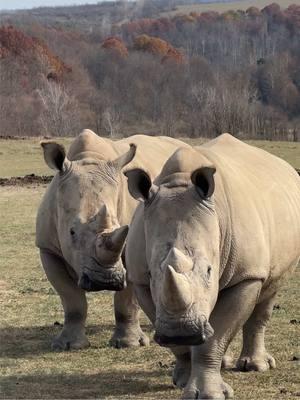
[0, 323, 153, 358]
[0, 369, 174, 399]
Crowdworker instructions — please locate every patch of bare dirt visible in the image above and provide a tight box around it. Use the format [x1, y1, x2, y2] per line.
[0, 174, 53, 186]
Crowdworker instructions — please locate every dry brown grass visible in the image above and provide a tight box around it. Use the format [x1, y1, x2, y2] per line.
[0, 138, 299, 399]
[162, 0, 300, 17]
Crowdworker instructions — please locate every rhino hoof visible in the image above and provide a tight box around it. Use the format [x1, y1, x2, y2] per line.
[221, 355, 234, 370]
[173, 358, 191, 388]
[51, 336, 90, 351]
[109, 330, 150, 348]
[236, 353, 276, 372]
[183, 381, 234, 399]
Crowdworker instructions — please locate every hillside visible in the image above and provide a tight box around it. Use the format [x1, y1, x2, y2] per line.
[164, 0, 300, 16]
[0, 1, 300, 140]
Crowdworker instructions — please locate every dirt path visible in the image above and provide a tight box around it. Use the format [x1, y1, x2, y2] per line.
[0, 173, 53, 186]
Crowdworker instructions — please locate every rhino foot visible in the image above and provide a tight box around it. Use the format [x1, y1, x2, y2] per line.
[51, 332, 90, 351]
[173, 357, 191, 388]
[109, 326, 150, 348]
[221, 355, 234, 370]
[182, 379, 234, 400]
[236, 353, 276, 372]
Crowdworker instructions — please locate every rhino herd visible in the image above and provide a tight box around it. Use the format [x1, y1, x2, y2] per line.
[36, 130, 300, 399]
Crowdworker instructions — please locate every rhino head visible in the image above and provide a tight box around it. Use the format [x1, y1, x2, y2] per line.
[125, 151, 219, 346]
[41, 141, 136, 292]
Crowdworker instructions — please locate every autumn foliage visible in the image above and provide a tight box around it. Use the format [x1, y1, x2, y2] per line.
[102, 36, 128, 58]
[133, 34, 184, 64]
[0, 25, 71, 78]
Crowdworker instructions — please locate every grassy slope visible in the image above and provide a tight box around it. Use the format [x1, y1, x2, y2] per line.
[164, 0, 300, 16]
[0, 138, 299, 399]
[0, 137, 299, 178]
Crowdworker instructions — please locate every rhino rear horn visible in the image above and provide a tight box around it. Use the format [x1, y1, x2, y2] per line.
[163, 247, 193, 273]
[112, 143, 136, 170]
[161, 265, 192, 314]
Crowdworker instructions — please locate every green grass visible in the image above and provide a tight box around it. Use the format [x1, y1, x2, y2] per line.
[162, 0, 300, 16]
[0, 138, 299, 399]
[0, 137, 299, 178]
[0, 138, 72, 178]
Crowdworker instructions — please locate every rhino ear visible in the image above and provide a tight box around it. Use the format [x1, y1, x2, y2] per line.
[112, 143, 137, 170]
[124, 168, 156, 201]
[191, 166, 216, 198]
[40, 141, 70, 172]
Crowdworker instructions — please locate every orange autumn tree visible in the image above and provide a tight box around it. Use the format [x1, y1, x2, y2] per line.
[102, 37, 128, 58]
[133, 34, 185, 64]
[0, 25, 71, 81]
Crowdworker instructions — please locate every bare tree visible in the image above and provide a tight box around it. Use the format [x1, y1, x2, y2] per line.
[102, 107, 121, 138]
[37, 79, 80, 136]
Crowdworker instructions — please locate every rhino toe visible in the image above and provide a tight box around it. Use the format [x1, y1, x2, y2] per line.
[236, 353, 276, 372]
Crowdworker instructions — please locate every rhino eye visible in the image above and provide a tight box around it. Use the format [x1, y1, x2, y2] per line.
[207, 265, 212, 279]
[70, 228, 76, 237]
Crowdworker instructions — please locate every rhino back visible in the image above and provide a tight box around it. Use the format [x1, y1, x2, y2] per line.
[199, 134, 300, 289]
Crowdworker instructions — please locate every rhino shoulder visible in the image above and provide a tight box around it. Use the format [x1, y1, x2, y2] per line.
[36, 176, 60, 254]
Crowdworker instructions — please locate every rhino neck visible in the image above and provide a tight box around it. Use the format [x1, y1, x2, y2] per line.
[116, 172, 138, 227]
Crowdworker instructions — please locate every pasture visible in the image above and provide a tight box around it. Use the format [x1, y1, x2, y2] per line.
[0, 137, 299, 399]
[163, 0, 300, 16]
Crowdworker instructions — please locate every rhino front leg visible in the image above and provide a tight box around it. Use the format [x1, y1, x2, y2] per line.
[134, 284, 191, 388]
[40, 250, 90, 351]
[236, 293, 276, 372]
[183, 280, 262, 400]
[110, 282, 150, 348]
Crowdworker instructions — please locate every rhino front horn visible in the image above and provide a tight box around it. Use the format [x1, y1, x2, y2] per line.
[106, 225, 129, 254]
[96, 225, 129, 265]
[161, 265, 192, 314]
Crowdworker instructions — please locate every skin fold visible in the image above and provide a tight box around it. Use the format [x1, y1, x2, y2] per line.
[125, 133, 300, 399]
[36, 129, 188, 351]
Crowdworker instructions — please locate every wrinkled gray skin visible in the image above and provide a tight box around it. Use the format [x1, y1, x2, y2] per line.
[36, 129, 186, 351]
[124, 134, 300, 399]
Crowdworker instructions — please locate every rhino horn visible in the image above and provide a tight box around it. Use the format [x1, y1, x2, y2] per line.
[98, 205, 112, 230]
[112, 143, 137, 170]
[105, 225, 129, 254]
[161, 265, 192, 313]
[163, 247, 193, 273]
[96, 225, 129, 265]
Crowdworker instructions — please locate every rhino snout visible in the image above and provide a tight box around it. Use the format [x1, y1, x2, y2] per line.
[154, 316, 214, 347]
[78, 266, 126, 292]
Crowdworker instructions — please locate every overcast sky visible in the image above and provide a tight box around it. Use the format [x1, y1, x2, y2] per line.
[0, 0, 104, 10]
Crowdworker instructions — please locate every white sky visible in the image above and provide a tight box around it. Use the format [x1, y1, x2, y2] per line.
[0, 0, 105, 10]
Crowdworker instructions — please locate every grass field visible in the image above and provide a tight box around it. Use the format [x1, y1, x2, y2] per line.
[0, 137, 299, 399]
[163, 0, 300, 16]
[0, 137, 299, 178]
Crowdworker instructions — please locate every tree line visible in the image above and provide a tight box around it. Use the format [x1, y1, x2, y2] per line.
[0, 2, 299, 140]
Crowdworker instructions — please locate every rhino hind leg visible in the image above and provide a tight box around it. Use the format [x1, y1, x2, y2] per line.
[40, 250, 90, 351]
[236, 293, 277, 372]
[110, 282, 150, 348]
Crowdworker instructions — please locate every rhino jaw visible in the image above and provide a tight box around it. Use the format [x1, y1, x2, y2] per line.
[78, 272, 126, 292]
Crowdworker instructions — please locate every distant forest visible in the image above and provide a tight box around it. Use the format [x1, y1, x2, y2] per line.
[0, 1, 300, 140]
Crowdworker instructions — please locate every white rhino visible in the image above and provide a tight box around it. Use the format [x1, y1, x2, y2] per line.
[36, 129, 187, 351]
[124, 133, 300, 399]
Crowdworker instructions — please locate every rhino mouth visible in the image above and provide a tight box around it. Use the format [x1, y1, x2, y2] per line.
[79, 272, 125, 292]
[78, 263, 126, 292]
[154, 316, 214, 347]
[154, 332, 207, 347]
